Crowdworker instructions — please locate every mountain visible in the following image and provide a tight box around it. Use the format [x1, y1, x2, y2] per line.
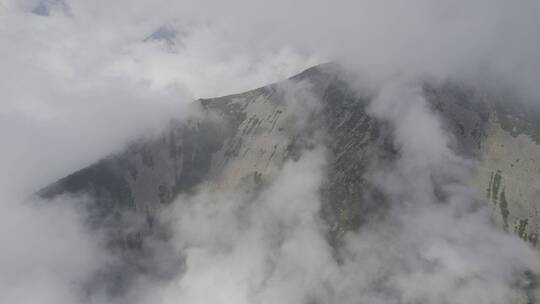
[39, 63, 540, 258]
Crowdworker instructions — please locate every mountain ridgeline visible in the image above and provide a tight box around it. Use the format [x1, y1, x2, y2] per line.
[40, 63, 540, 252]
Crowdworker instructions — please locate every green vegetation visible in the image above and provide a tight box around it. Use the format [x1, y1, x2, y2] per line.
[516, 219, 528, 239]
[500, 188, 510, 231]
[491, 170, 503, 205]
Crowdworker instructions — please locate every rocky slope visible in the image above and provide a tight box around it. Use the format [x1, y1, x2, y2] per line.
[39, 63, 540, 250]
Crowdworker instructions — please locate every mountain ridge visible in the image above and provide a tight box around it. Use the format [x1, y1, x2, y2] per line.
[39, 63, 540, 248]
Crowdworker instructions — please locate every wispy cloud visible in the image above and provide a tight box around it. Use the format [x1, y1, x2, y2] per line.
[1, 1, 540, 303]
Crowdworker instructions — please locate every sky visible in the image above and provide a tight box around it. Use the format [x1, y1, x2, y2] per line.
[1, 0, 540, 303]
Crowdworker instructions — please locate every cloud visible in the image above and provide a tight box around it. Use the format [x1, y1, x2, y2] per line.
[123, 80, 540, 304]
[0, 194, 110, 304]
[2, 0, 539, 195]
[1, 1, 540, 304]
[0, 1, 318, 197]
[143, 148, 334, 304]
[330, 81, 540, 304]
[45, 0, 540, 97]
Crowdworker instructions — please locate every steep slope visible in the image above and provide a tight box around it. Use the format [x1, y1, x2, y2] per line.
[39, 64, 540, 249]
[476, 106, 540, 246]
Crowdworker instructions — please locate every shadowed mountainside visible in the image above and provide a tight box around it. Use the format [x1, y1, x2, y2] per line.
[40, 63, 540, 249]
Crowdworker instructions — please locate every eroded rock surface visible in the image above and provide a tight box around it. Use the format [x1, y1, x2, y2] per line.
[40, 64, 540, 249]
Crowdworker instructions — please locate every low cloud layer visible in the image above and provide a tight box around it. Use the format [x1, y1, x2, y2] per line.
[1, 1, 540, 304]
[352, 81, 540, 303]
[117, 82, 540, 304]
[0, 194, 110, 303]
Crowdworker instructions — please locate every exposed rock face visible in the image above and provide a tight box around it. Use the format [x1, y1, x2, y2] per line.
[476, 109, 540, 246]
[39, 64, 540, 249]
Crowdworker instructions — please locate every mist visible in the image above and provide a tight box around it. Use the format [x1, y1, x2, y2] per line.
[1, 0, 540, 303]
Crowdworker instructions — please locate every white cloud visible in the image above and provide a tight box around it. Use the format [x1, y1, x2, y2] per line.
[1, 1, 540, 303]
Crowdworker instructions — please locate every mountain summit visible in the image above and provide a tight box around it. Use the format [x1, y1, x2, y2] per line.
[40, 64, 540, 247]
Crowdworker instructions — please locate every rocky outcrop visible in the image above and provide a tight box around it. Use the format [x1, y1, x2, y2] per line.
[476, 109, 540, 246]
[39, 64, 540, 249]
